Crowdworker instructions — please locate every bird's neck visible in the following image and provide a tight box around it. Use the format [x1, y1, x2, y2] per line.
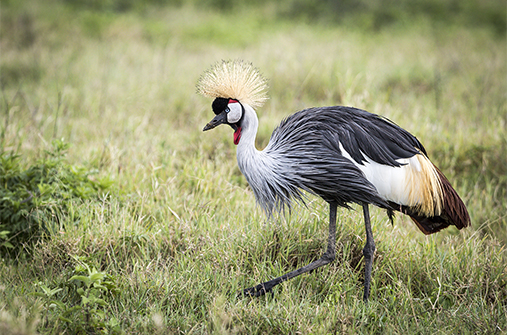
[236, 104, 260, 156]
[234, 104, 302, 215]
[236, 104, 269, 204]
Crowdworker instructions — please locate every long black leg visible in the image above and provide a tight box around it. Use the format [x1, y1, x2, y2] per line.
[241, 202, 338, 297]
[362, 204, 375, 302]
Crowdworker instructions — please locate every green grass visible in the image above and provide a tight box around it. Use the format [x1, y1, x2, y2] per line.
[1, 0, 506, 333]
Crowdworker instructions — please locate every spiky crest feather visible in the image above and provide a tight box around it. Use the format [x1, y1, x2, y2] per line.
[196, 60, 269, 108]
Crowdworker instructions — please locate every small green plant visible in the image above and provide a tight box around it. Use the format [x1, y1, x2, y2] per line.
[0, 230, 14, 249]
[0, 139, 113, 255]
[33, 259, 122, 334]
[32, 283, 65, 325]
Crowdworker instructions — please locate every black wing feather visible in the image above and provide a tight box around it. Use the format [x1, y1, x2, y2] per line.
[264, 105, 425, 209]
[288, 106, 426, 166]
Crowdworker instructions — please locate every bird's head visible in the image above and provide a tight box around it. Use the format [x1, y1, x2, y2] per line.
[197, 60, 268, 145]
[203, 97, 244, 145]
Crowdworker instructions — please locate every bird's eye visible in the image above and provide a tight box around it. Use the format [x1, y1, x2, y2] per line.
[225, 107, 230, 113]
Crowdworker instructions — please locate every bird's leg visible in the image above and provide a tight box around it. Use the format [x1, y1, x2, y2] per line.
[241, 202, 338, 297]
[362, 204, 375, 302]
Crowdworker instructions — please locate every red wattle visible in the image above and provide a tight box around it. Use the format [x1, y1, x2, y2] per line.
[233, 127, 242, 145]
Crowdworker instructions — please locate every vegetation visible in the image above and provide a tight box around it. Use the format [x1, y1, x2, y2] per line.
[0, 140, 113, 256]
[1, 0, 505, 333]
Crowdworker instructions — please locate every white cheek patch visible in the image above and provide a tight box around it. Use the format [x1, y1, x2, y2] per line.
[227, 102, 242, 123]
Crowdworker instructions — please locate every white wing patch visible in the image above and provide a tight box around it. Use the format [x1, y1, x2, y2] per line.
[339, 142, 443, 216]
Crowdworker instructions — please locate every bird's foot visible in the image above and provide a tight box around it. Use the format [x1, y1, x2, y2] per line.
[238, 283, 274, 298]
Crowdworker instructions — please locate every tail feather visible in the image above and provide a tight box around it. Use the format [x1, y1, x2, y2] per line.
[408, 213, 451, 235]
[434, 166, 470, 230]
[392, 165, 470, 235]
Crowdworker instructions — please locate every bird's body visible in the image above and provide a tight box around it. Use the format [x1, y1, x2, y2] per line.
[237, 104, 468, 235]
[197, 60, 470, 301]
[237, 104, 388, 215]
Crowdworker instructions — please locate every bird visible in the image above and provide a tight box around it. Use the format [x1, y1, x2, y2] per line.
[197, 59, 470, 302]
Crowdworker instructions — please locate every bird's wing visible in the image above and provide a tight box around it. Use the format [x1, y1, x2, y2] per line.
[272, 106, 426, 167]
[325, 106, 426, 166]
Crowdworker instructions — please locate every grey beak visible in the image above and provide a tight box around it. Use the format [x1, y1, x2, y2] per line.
[203, 110, 228, 131]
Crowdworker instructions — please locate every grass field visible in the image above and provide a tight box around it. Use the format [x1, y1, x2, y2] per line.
[1, 0, 506, 334]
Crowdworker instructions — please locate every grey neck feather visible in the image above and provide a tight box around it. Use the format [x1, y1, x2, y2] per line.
[236, 104, 305, 216]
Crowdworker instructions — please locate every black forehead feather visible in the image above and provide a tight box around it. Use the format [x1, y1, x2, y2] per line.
[212, 97, 229, 115]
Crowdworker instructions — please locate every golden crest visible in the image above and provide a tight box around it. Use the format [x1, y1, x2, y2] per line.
[197, 60, 269, 108]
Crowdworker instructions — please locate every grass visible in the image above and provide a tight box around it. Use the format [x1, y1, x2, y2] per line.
[1, 0, 506, 333]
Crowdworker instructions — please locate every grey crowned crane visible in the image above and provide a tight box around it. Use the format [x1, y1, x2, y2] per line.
[197, 60, 470, 302]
